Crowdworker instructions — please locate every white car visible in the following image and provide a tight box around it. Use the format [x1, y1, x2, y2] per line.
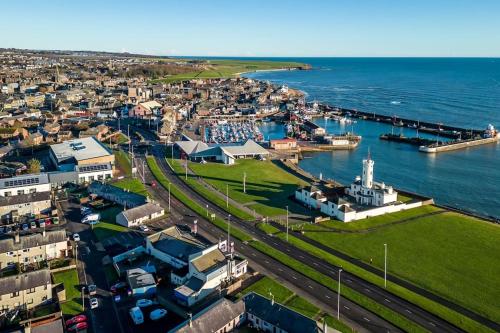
[149, 308, 167, 321]
[73, 233, 80, 242]
[90, 298, 98, 309]
[139, 225, 149, 232]
[136, 299, 153, 308]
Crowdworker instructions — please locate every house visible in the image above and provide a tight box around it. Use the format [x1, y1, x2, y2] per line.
[0, 173, 51, 197]
[176, 139, 269, 165]
[169, 292, 323, 333]
[116, 202, 164, 228]
[130, 101, 162, 119]
[0, 191, 52, 222]
[295, 185, 326, 209]
[49, 137, 115, 172]
[88, 182, 147, 208]
[126, 268, 157, 297]
[0, 230, 68, 270]
[270, 138, 297, 150]
[0, 269, 52, 311]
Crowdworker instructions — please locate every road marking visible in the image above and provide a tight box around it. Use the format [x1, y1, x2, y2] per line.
[330, 270, 336, 275]
[308, 285, 313, 289]
[346, 279, 352, 283]
[364, 288, 371, 293]
[344, 306, 350, 310]
[313, 262, 319, 266]
[286, 249, 291, 252]
[292, 276, 297, 280]
[384, 298, 391, 303]
[363, 317, 370, 322]
[265, 260, 269, 264]
[429, 322, 436, 327]
[251, 253, 256, 257]
[406, 309, 412, 314]
[278, 268, 283, 272]
[273, 242, 278, 246]
[325, 295, 331, 299]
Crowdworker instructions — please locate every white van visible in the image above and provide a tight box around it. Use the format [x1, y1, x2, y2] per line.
[81, 213, 100, 224]
[129, 306, 144, 325]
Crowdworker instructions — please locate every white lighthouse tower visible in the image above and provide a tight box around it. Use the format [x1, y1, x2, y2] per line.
[362, 150, 374, 189]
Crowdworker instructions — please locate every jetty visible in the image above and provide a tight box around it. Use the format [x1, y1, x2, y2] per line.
[379, 134, 437, 146]
[419, 134, 500, 153]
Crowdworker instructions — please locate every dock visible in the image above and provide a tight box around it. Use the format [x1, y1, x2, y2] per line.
[379, 134, 437, 146]
[419, 135, 500, 153]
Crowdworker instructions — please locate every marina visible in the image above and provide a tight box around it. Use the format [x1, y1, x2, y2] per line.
[204, 120, 264, 143]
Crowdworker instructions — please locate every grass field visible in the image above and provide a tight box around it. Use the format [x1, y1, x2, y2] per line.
[114, 150, 131, 177]
[301, 210, 500, 322]
[92, 206, 128, 241]
[152, 59, 307, 83]
[53, 269, 82, 316]
[112, 177, 149, 197]
[188, 159, 308, 217]
[257, 222, 281, 234]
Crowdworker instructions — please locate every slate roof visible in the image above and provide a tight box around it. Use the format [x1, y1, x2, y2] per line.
[191, 249, 226, 273]
[176, 139, 269, 158]
[121, 203, 164, 222]
[0, 229, 67, 253]
[0, 269, 51, 296]
[243, 292, 319, 333]
[169, 298, 245, 333]
[0, 191, 50, 207]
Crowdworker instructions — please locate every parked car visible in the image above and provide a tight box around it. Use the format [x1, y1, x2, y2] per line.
[5, 226, 12, 233]
[45, 219, 52, 226]
[81, 213, 100, 224]
[65, 314, 87, 327]
[110, 282, 128, 294]
[88, 284, 97, 296]
[90, 298, 98, 309]
[53, 217, 59, 225]
[68, 322, 88, 332]
[149, 308, 167, 321]
[73, 233, 80, 242]
[30, 221, 36, 229]
[22, 223, 29, 231]
[136, 299, 153, 308]
[38, 220, 46, 228]
[139, 225, 149, 232]
[129, 307, 144, 325]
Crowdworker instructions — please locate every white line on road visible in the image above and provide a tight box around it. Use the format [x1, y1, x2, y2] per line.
[429, 322, 436, 327]
[273, 242, 278, 246]
[278, 268, 283, 272]
[251, 253, 256, 257]
[346, 279, 352, 283]
[308, 285, 313, 289]
[364, 288, 371, 293]
[406, 309, 412, 314]
[384, 298, 391, 303]
[313, 262, 319, 266]
[286, 249, 291, 252]
[363, 317, 370, 322]
[265, 260, 269, 264]
[292, 276, 297, 280]
[299, 255, 304, 259]
[344, 306, 350, 310]
[325, 295, 331, 299]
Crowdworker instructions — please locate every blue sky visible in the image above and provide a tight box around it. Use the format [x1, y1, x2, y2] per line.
[1, 0, 500, 57]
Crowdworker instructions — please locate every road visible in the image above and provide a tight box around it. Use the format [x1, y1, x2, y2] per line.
[147, 144, 464, 333]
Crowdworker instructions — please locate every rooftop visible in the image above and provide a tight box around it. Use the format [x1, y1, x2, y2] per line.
[0, 269, 51, 296]
[50, 136, 112, 163]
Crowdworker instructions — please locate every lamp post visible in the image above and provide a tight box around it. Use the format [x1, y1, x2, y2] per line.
[243, 172, 246, 193]
[286, 205, 289, 242]
[227, 214, 231, 251]
[168, 183, 171, 212]
[337, 268, 342, 319]
[206, 204, 209, 217]
[384, 243, 387, 288]
[226, 184, 229, 208]
[81, 286, 86, 311]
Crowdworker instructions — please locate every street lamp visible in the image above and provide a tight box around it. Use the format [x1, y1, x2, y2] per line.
[226, 184, 229, 208]
[243, 172, 247, 193]
[286, 205, 289, 242]
[168, 183, 171, 212]
[81, 286, 86, 311]
[337, 268, 342, 319]
[227, 214, 231, 249]
[384, 243, 387, 288]
[206, 204, 209, 217]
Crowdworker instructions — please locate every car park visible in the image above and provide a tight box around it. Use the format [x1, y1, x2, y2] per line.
[149, 308, 167, 321]
[65, 314, 87, 327]
[136, 299, 153, 308]
[129, 307, 144, 325]
[90, 298, 98, 309]
[68, 322, 88, 332]
[38, 220, 46, 228]
[73, 233, 80, 242]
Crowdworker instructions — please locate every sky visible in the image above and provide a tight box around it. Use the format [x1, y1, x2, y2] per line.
[1, 0, 500, 57]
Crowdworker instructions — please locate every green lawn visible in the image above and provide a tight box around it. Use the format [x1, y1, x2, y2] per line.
[112, 177, 149, 197]
[295, 205, 442, 232]
[53, 269, 82, 316]
[257, 222, 281, 234]
[92, 206, 128, 241]
[151, 59, 308, 83]
[302, 211, 500, 323]
[285, 295, 321, 319]
[187, 159, 308, 217]
[114, 150, 131, 177]
[237, 276, 294, 303]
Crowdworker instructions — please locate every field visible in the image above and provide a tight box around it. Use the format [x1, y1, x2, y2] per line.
[301, 210, 500, 322]
[112, 177, 149, 197]
[152, 59, 307, 83]
[188, 159, 309, 217]
[53, 269, 82, 315]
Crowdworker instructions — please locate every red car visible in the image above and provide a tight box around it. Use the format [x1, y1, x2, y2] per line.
[68, 322, 88, 332]
[66, 314, 87, 327]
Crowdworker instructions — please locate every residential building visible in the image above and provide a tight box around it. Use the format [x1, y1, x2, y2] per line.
[49, 137, 115, 171]
[116, 202, 164, 228]
[0, 269, 52, 311]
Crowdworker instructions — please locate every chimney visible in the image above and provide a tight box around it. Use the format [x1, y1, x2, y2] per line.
[14, 232, 20, 244]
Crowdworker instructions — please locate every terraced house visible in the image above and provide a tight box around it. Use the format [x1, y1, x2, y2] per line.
[0, 269, 52, 311]
[0, 229, 68, 270]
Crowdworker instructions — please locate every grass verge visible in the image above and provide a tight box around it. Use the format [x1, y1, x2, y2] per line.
[53, 269, 82, 316]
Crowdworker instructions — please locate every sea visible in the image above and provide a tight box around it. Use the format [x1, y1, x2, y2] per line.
[243, 58, 500, 219]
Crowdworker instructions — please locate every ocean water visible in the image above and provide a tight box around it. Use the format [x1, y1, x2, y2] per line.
[245, 58, 500, 218]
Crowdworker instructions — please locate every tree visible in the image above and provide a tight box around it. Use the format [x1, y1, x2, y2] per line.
[27, 158, 41, 174]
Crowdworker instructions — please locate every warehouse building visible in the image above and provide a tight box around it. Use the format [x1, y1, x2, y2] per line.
[49, 137, 115, 171]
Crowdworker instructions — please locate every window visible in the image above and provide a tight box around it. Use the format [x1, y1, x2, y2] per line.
[26, 288, 35, 294]
[29, 188, 36, 193]
[4, 191, 11, 196]
[11, 292, 19, 298]
[42, 296, 47, 301]
[17, 190, 25, 195]
[27, 299, 33, 304]
[6, 252, 14, 256]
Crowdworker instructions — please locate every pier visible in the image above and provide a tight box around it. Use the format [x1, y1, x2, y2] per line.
[379, 134, 437, 146]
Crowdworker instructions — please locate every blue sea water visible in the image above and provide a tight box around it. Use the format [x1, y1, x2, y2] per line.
[244, 58, 500, 218]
